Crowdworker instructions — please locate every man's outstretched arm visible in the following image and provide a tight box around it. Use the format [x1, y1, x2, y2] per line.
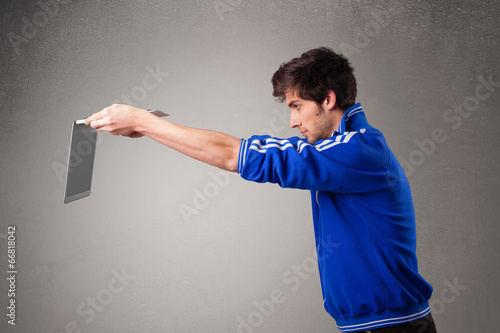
[85, 104, 241, 172]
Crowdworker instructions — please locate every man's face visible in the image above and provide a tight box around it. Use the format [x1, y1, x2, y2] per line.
[285, 91, 335, 144]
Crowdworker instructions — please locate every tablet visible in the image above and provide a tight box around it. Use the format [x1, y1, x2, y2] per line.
[64, 109, 169, 203]
[64, 122, 98, 203]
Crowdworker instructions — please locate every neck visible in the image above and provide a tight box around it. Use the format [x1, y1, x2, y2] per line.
[330, 107, 345, 133]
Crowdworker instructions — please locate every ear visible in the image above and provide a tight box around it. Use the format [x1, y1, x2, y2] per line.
[323, 90, 337, 111]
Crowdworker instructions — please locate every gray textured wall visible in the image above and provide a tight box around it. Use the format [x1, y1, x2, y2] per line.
[1, 0, 499, 332]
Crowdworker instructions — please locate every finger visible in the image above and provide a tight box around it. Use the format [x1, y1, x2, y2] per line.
[84, 113, 101, 126]
[89, 118, 109, 130]
[84, 106, 111, 126]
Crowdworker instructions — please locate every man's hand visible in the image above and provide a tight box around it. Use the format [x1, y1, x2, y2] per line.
[84, 104, 151, 138]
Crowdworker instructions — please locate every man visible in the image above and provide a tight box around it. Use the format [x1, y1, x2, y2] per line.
[85, 47, 436, 333]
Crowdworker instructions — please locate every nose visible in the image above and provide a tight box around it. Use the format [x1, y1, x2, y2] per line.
[289, 110, 301, 128]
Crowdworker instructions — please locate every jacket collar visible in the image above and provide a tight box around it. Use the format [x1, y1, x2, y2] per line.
[334, 103, 365, 135]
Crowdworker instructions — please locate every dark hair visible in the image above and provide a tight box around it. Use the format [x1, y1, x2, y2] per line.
[271, 47, 357, 111]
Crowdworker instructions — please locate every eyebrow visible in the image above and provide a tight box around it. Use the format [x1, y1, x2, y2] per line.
[287, 99, 299, 108]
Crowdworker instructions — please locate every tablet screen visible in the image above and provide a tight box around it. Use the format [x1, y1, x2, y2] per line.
[64, 123, 97, 203]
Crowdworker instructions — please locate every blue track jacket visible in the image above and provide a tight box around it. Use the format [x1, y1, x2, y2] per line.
[236, 103, 433, 332]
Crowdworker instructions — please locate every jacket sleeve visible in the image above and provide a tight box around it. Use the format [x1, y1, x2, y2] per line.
[237, 130, 390, 193]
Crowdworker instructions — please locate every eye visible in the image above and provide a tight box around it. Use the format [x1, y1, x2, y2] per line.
[294, 105, 301, 110]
